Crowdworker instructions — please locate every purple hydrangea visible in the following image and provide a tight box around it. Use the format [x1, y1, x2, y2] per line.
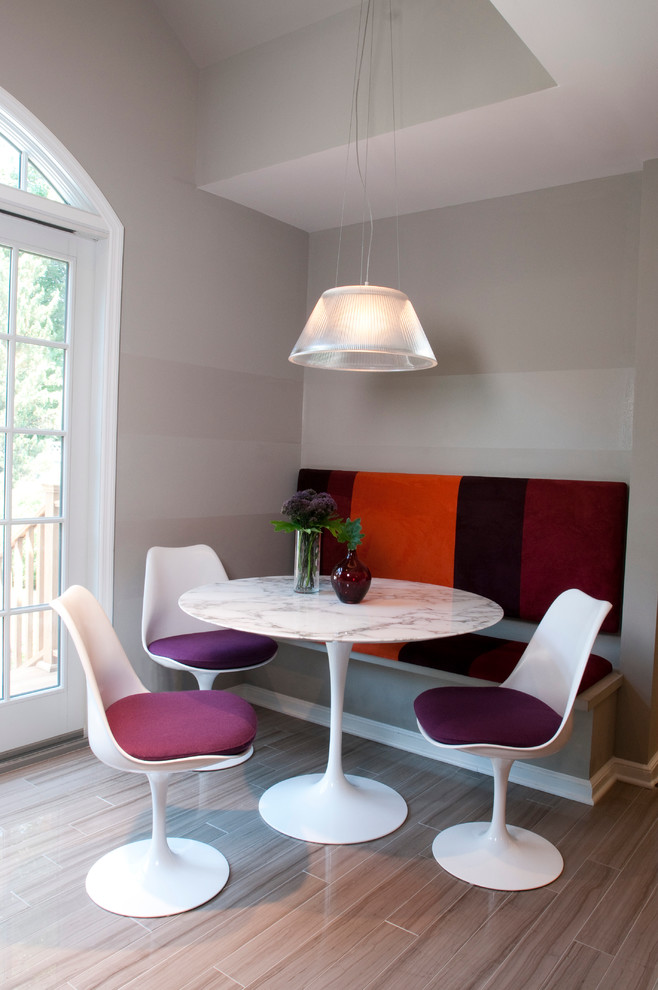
[281, 489, 338, 529]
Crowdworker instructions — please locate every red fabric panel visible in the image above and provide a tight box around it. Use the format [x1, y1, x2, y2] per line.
[350, 472, 461, 585]
[468, 641, 612, 692]
[520, 480, 628, 632]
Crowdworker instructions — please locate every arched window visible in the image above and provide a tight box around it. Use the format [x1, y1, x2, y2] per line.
[0, 87, 122, 753]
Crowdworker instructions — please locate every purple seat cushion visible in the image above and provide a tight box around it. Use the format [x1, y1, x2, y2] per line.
[148, 628, 276, 671]
[414, 686, 562, 748]
[106, 690, 258, 760]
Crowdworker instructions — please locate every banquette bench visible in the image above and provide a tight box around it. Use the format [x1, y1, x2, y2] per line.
[280, 468, 628, 799]
[300, 468, 627, 690]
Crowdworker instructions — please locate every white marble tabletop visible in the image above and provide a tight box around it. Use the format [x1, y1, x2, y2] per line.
[179, 575, 503, 644]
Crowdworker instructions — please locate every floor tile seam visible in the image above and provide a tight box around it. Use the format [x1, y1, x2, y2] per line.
[496, 860, 618, 972]
[584, 815, 658, 873]
[300, 919, 419, 990]
[240, 911, 409, 990]
[170, 870, 323, 968]
[231, 852, 432, 978]
[573, 855, 652, 949]
[533, 939, 615, 990]
[393, 894, 510, 990]
[210, 965, 246, 990]
[578, 881, 658, 962]
[299, 843, 433, 911]
[384, 915, 424, 937]
[8, 888, 31, 908]
[444, 868, 608, 990]
[74, 929, 221, 990]
[217, 907, 371, 988]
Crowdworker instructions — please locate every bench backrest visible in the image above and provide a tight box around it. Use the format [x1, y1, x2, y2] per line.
[298, 469, 628, 634]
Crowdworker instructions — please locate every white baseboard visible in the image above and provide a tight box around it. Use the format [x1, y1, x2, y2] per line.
[234, 684, 605, 805]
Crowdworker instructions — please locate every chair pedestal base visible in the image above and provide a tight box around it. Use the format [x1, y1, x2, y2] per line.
[86, 838, 230, 917]
[432, 822, 564, 891]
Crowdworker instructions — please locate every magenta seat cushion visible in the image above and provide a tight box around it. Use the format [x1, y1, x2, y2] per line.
[148, 628, 276, 670]
[106, 690, 258, 760]
[414, 686, 562, 748]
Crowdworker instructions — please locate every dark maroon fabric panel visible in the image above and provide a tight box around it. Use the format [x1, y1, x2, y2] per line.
[297, 468, 333, 496]
[297, 468, 357, 573]
[400, 632, 612, 693]
[520, 480, 628, 632]
[453, 477, 528, 617]
[148, 628, 276, 670]
[414, 685, 561, 748]
[106, 691, 258, 760]
[400, 633, 500, 676]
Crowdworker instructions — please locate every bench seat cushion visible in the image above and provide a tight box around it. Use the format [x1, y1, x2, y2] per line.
[355, 633, 612, 694]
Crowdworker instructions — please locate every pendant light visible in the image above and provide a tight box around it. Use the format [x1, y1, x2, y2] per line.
[289, 0, 436, 373]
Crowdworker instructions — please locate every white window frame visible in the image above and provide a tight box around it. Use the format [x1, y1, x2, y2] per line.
[0, 86, 123, 617]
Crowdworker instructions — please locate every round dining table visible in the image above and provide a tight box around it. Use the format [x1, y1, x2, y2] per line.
[180, 575, 503, 845]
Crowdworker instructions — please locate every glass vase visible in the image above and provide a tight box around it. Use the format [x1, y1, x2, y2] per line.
[294, 530, 321, 593]
[331, 549, 372, 604]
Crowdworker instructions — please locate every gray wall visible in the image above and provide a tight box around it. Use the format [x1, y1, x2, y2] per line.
[0, 0, 308, 686]
[301, 168, 658, 766]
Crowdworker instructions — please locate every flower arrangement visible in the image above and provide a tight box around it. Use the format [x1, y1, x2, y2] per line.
[271, 489, 340, 592]
[271, 489, 339, 537]
[271, 489, 366, 594]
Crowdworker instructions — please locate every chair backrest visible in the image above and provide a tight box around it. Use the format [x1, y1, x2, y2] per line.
[504, 589, 612, 719]
[52, 585, 148, 768]
[142, 544, 229, 646]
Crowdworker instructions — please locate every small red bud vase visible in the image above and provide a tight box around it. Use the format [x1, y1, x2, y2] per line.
[331, 549, 372, 604]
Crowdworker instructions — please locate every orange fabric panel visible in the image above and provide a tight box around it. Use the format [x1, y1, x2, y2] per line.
[353, 642, 404, 661]
[351, 472, 462, 586]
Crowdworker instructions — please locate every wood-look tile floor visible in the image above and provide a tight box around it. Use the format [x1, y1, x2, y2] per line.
[2, 706, 658, 990]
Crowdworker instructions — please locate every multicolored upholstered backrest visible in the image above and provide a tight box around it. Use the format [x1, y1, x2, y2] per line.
[297, 469, 628, 634]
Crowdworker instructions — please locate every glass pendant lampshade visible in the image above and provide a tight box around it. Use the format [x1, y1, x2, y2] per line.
[289, 284, 437, 372]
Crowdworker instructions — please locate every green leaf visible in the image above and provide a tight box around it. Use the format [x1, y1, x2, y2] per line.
[332, 516, 364, 551]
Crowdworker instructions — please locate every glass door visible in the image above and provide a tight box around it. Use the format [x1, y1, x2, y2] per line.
[0, 214, 89, 752]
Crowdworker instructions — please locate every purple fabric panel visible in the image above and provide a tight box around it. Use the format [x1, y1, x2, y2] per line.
[297, 468, 357, 573]
[414, 686, 561, 748]
[453, 477, 528, 617]
[400, 632, 611, 693]
[106, 691, 258, 759]
[148, 629, 276, 670]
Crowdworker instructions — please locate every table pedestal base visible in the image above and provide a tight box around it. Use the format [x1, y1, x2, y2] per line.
[259, 772, 407, 844]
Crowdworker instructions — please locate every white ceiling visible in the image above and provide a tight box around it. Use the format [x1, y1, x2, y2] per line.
[152, 0, 658, 231]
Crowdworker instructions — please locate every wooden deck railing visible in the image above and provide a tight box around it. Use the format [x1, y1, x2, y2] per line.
[10, 483, 60, 675]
